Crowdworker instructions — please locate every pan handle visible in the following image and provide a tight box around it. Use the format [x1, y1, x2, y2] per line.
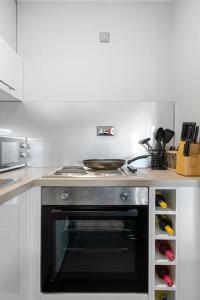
[127, 155, 151, 165]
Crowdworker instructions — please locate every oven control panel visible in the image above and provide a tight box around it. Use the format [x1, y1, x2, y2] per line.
[42, 187, 148, 206]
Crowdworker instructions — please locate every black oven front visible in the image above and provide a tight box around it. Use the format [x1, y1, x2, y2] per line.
[41, 187, 149, 294]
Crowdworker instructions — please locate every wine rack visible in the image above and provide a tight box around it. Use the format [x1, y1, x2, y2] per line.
[150, 188, 178, 300]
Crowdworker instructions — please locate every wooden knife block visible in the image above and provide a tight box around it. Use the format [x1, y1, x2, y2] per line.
[176, 141, 200, 176]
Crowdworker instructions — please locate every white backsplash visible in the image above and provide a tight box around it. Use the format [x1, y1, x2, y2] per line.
[0, 101, 174, 167]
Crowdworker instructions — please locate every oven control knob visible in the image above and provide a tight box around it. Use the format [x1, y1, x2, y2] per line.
[60, 192, 70, 201]
[120, 192, 128, 201]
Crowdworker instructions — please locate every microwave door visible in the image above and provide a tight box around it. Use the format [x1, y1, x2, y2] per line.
[1, 142, 19, 166]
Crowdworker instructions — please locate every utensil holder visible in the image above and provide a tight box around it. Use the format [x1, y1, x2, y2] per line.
[150, 150, 167, 170]
[176, 141, 200, 176]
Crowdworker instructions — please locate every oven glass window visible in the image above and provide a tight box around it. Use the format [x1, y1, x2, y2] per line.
[42, 207, 148, 293]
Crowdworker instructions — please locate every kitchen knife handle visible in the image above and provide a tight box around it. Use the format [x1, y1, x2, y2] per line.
[183, 141, 190, 156]
[193, 126, 199, 143]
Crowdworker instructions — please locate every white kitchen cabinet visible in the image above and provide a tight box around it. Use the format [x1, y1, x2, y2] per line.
[0, 35, 22, 101]
[0, 187, 41, 300]
[177, 187, 200, 300]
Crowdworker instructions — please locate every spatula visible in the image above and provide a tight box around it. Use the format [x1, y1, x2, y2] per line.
[155, 128, 165, 153]
[162, 129, 175, 151]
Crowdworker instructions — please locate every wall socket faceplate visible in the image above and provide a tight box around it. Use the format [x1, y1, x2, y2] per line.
[97, 126, 114, 136]
[99, 32, 110, 43]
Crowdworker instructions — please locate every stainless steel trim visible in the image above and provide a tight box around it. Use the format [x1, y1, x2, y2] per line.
[0, 80, 15, 91]
[0, 164, 26, 173]
[41, 187, 149, 206]
[0, 136, 26, 140]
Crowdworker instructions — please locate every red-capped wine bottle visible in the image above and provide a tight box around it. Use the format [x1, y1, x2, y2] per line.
[156, 266, 174, 287]
[156, 240, 175, 261]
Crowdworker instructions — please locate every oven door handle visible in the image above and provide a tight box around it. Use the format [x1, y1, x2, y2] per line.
[50, 209, 138, 217]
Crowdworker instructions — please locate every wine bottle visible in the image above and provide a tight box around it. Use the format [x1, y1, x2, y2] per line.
[157, 215, 174, 236]
[156, 266, 174, 287]
[156, 240, 175, 261]
[160, 295, 169, 300]
[156, 193, 167, 209]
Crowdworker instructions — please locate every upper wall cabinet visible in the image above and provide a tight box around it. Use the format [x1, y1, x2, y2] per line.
[0, 36, 22, 101]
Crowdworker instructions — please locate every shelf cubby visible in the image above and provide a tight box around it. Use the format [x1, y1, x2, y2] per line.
[155, 290, 176, 300]
[155, 189, 176, 213]
[155, 215, 176, 240]
[155, 265, 176, 291]
[155, 240, 176, 265]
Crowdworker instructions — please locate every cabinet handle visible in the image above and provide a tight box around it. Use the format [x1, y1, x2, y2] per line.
[0, 80, 15, 91]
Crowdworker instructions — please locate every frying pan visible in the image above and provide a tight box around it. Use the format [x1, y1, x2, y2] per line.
[83, 159, 125, 171]
[83, 155, 150, 171]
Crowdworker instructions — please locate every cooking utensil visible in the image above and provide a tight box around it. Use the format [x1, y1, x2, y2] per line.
[127, 155, 150, 165]
[183, 141, 190, 156]
[83, 159, 125, 170]
[183, 126, 193, 156]
[193, 126, 199, 143]
[181, 122, 190, 141]
[127, 166, 137, 174]
[139, 138, 153, 151]
[162, 129, 175, 151]
[155, 128, 165, 153]
[186, 123, 196, 140]
[83, 154, 151, 171]
[180, 122, 196, 141]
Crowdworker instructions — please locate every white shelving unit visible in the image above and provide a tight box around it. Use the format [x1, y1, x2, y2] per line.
[150, 188, 178, 300]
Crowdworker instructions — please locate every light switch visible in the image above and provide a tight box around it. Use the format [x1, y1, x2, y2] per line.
[97, 126, 114, 136]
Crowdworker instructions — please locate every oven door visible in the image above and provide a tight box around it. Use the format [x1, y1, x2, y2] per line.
[41, 206, 148, 293]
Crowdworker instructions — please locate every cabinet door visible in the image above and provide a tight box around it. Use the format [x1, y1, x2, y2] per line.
[177, 187, 200, 300]
[0, 35, 22, 101]
[0, 188, 41, 300]
[0, 192, 28, 300]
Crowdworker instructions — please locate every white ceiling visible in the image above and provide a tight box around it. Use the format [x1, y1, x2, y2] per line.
[17, 0, 173, 3]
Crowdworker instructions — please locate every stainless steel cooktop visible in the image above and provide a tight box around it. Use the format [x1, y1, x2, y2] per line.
[43, 166, 141, 178]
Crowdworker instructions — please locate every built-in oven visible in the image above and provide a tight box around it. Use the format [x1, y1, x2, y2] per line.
[41, 187, 148, 294]
[0, 136, 26, 172]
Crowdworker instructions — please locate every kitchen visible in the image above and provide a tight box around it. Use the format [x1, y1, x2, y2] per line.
[0, 0, 200, 300]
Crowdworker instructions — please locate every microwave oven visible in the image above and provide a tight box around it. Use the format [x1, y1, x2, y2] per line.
[0, 136, 26, 173]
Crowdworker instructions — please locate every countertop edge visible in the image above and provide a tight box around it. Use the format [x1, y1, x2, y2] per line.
[0, 167, 200, 205]
[0, 180, 35, 205]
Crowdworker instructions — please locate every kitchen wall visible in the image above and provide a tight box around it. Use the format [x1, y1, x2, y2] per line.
[172, 0, 200, 141]
[17, 1, 172, 102]
[0, 1, 175, 166]
[0, 0, 17, 50]
[0, 101, 174, 167]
